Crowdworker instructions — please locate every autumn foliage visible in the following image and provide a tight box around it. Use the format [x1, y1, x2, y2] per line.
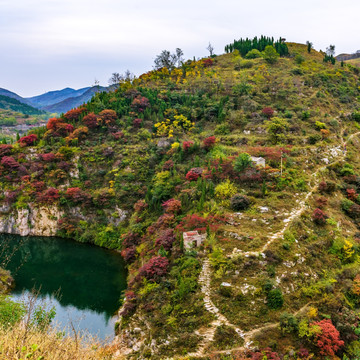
[203, 136, 216, 150]
[262, 106, 275, 119]
[82, 113, 99, 128]
[138, 256, 169, 282]
[162, 198, 181, 214]
[37, 188, 60, 204]
[63, 107, 86, 122]
[312, 208, 328, 225]
[311, 319, 344, 357]
[18, 134, 37, 146]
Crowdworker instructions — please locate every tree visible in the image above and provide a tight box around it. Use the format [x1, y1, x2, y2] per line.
[206, 42, 214, 56]
[108, 70, 134, 86]
[234, 153, 252, 172]
[311, 319, 344, 357]
[306, 41, 313, 53]
[265, 117, 288, 144]
[154, 48, 184, 71]
[262, 45, 280, 64]
[108, 72, 123, 86]
[326, 44, 336, 57]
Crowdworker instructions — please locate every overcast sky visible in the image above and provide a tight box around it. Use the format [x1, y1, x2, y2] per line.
[0, 0, 359, 97]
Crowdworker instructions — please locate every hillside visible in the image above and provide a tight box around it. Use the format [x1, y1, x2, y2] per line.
[0, 88, 33, 106]
[0, 40, 360, 359]
[0, 95, 44, 115]
[27, 87, 91, 108]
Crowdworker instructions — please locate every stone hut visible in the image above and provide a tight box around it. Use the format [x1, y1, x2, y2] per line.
[183, 231, 206, 250]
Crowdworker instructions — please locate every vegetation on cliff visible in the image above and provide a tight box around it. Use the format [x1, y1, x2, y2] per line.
[1, 38, 360, 358]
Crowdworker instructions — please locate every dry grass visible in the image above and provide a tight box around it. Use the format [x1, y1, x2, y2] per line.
[0, 323, 123, 360]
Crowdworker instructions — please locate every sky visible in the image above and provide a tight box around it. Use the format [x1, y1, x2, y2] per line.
[0, 0, 359, 97]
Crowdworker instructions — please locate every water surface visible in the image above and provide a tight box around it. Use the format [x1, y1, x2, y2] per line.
[0, 234, 127, 340]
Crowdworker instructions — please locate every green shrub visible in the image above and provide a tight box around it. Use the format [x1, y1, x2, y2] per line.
[230, 194, 250, 211]
[0, 296, 25, 329]
[214, 124, 230, 135]
[262, 45, 279, 64]
[280, 312, 298, 333]
[234, 153, 252, 172]
[267, 288, 284, 309]
[245, 49, 262, 59]
[294, 54, 305, 65]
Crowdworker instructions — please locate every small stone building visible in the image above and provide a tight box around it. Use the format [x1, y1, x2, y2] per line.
[183, 231, 206, 250]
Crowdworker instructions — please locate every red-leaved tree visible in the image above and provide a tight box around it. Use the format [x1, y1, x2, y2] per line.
[311, 319, 344, 357]
[312, 208, 328, 225]
[138, 256, 169, 282]
[203, 136, 216, 150]
[162, 198, 181, 214]
[18, 134, 37, 146]
[0, 144, 13, 158]
[262, 107, 275, 119]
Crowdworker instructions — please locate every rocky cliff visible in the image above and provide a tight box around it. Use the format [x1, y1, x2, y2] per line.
[0, 205, 63, 237]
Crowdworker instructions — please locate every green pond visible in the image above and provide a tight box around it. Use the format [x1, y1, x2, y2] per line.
[0, 233, 127, 340]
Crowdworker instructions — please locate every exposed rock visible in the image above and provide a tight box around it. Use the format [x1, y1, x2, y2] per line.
[0, 205, 64, 236]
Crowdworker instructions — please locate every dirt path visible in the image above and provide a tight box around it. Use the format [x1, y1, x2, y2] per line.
[186, 132, 360, 358]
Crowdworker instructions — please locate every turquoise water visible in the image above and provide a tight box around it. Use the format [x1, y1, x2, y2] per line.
[0, 234, 127, 340]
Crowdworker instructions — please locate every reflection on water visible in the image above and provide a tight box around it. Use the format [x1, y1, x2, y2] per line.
[0, 234, 127, 340]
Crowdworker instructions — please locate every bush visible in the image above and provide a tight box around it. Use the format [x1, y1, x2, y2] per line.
[234, 153, 252, 172]
[262, 45, 279, 64]
[214, 124, 230, 135]
[295, 54, 305, 64]
[245, 49, 262, 59]
[138, 256, 169, 282]
[155, 229, 175, 251]
[262, 107, 274, 119]
[280, 312, 298, 333]
[182, 141, 194, 151]
[162, 198, 181, 214]
[267, 288, 284, 309]
[215, 180, 237, 200]
[312, 208, 328, 225]
[230, 194, 250, 211]
[203, 136, 216, 150]
[311, 319, 344, 357]
[0, 296, 25, 329]
[186, 168, 202, 182]
[18, 134, 37, 146]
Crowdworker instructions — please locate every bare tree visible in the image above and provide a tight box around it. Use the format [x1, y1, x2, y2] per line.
[326, 44, 336, 57]
[154, 48, 184, 71]
[108, 72, 124, 86]
[124, 69, 135, 82]
[207, 42, 214, 56]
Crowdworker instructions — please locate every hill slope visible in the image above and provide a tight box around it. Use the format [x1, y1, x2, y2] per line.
[0, 95, 44, 115]
[1, 41, 360, 359]
[0, 88, 33, 106]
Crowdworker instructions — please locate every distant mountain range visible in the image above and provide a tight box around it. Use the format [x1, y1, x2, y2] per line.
[0, 86, 110, 114]
[27, 87, 91, 108]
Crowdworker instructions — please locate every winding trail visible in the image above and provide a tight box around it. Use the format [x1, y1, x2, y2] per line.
[186, 131, 360, 358]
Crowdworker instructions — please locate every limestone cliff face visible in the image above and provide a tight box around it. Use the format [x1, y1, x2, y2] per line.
[0, 205, 64, 237]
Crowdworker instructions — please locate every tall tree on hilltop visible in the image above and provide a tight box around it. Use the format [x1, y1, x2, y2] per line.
[306, 41, 313, 53]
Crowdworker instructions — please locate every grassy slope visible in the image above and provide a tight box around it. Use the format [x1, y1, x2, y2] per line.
[0, 42, 360, 358]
